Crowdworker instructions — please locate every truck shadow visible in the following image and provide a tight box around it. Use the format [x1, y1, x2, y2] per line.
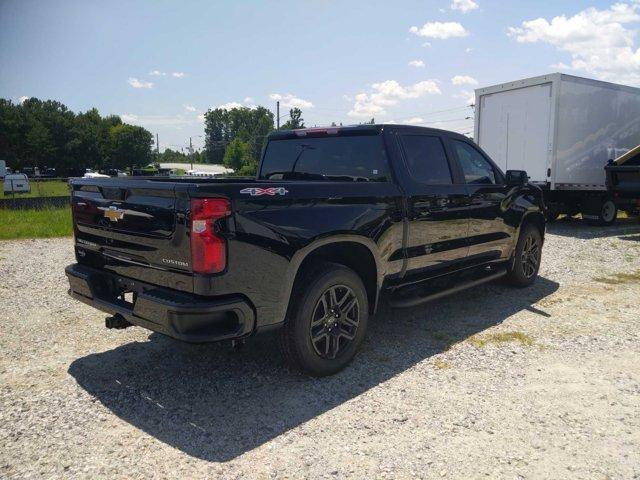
[546, 216, 640, 239]
[68, 277, 559, 463]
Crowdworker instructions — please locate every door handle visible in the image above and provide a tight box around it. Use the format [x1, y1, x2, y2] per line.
[435, 197, 450, 208]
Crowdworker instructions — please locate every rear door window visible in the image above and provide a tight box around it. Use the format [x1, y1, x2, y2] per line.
[259, 133, 390, 181]
[400, 135, 453, 185]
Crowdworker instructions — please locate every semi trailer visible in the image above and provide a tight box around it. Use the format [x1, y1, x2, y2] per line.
[474, 73, 640, 225]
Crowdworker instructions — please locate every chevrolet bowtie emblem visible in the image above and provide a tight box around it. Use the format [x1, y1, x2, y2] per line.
[104, 206, 125, 222]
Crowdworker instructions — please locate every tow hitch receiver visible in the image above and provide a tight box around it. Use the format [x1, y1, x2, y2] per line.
[105, 314, 132, 330]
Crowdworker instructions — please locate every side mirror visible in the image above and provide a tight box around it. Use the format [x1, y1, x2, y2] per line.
[505, 170, 528, 186]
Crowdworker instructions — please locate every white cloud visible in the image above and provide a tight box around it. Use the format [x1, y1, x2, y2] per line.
[149, 70, 166, 76]
[121, 114, 138, 123]
[269, 93, 314, 109]
[243, 97, 254, 103]
[348, 79, 441, 117]
[121, 113, 196, 128]
[172, 72, 186, 78]
[218, 102, 244, 110]
[408, 59, 426, 68]
[409, 22, 469, 39]
[128, 77, 153, 89]
[451, 0, 479, 14]
[18, 96, 29, 104]
[508, 2, 640, 85]
[451, 75, 478, 85]
[197, 113, 206, 122]
[551, 62, 571, 70]
[404, 117, 426, 125]
[465, 47, 474, 53]
[453, 89, 476, 105]
[183, 104, 197, 112]
[422, 41, 432, 48]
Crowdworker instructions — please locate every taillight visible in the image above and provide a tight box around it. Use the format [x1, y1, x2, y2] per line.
[190, 198, 231, 274]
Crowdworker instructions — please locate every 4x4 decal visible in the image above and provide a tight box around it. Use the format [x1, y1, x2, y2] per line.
[240, 187, 289, 196]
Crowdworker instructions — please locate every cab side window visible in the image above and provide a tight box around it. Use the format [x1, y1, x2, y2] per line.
[452, 140, 496, 185]
[400, 135, 453, 185]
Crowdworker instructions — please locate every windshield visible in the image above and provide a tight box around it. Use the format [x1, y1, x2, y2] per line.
[258, 133, 390, 182]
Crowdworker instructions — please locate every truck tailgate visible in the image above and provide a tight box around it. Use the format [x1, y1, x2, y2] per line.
[71, 179, 194, 292]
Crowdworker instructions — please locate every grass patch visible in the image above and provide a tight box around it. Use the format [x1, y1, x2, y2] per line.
[433, 359, 450, 369]
[468, 331, 535, 348]
[1, 180, 70, 199]
[0, 206, 72, 239]
[593, 270, 640, 285]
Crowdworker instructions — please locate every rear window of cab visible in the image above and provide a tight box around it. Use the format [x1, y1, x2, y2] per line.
[259, 133, 390, 182]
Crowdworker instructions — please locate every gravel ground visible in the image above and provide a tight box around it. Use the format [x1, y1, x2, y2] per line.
[1, 218, 639, 479]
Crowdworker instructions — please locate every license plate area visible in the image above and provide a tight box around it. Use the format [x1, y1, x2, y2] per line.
[91, 272, 141, 311]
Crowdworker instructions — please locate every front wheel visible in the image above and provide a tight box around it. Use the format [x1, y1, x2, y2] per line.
[505, 224, 543, 288]
[279, 262, 369, 376]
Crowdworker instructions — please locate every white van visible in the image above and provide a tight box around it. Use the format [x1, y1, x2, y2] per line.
[3, 173, 31, 193]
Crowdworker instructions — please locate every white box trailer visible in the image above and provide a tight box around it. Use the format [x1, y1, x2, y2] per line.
[474, 73, 640, 224]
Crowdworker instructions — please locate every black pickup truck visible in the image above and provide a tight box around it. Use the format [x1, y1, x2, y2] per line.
[66, 125, 546, 376]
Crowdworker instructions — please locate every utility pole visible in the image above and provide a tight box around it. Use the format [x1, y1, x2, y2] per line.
[189, 136, 194, 170]
[276, 101, 280, 130]
[156, 133, 159, 154]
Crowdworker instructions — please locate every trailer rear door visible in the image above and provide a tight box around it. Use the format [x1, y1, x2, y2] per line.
[477, 83, 553, 183]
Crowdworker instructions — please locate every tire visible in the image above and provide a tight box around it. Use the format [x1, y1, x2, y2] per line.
[546, 207, 560, 222]
[279, 262, 369, 377]
[547, 211, 560, 223]
[505, 223, 543, 288]
[584, 198, 617, 226]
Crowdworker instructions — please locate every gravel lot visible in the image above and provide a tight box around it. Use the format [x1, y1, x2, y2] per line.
[1, 219, 640, 479]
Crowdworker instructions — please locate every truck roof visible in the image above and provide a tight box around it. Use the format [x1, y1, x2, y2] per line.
[270, 124, 470, 140]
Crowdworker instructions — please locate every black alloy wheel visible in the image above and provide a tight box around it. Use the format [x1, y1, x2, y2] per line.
[309, 284, 360, 359]
[520, 232, 541, 279]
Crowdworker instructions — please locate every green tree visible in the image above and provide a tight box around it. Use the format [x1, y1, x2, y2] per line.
[25, 122, 55, 171]
[0, 97, 148, 176]
[66, 108, 110, 174]
[280, 108, 305, 130]
[204, 108, 228, 164]
[108, 124, 153, 172]
[0, 99, 26, 168]
[204, 106, 274, 165]
[223, 138, 253, 172]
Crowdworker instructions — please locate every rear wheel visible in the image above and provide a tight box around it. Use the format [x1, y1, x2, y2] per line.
[584, 198, 617, 226]
[279, 262, 368, 376]
[505, 224, 542, 288]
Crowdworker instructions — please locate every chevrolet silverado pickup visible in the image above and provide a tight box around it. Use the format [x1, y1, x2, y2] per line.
[66, 125, 546, 376]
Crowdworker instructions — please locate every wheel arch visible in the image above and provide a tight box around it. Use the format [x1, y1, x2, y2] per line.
[282, 236, 382, 321]
[521, 211, 546, 241]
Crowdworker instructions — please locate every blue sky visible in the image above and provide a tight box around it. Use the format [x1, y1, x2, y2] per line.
[2, 0, 639, 151]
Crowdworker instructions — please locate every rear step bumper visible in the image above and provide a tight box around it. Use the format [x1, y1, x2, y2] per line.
[65, 263, 255, 343]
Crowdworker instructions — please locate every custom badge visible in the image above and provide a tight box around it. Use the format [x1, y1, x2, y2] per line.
[240, 187, 288, 196]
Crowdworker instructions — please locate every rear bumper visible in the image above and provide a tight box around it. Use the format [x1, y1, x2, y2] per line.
[65, 263, 255, 343]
